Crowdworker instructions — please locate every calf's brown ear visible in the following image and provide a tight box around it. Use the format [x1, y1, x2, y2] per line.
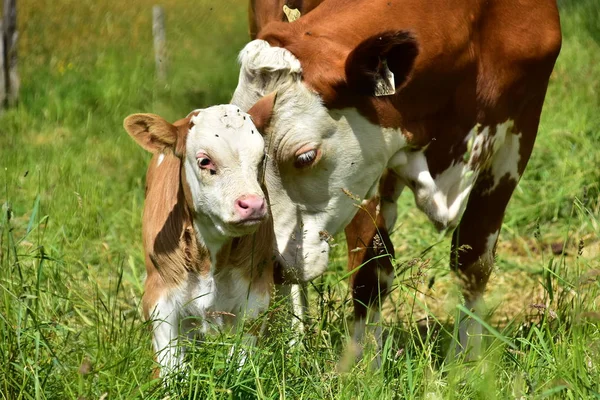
[246, 92, 277, 135]
[345, 31, 418, 97]
[123, 113, 178, 154]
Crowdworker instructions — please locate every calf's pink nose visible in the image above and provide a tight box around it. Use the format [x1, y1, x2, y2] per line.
[235, 195, 266, 220]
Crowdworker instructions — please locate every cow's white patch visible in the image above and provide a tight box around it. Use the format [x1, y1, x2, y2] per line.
[215, 271, 270, 368]
[394, 151, 475, 231]
[484, 129, 522, 195]
[151, 273, 250, 375]
[157, 153, 165, 166]
[387, 150, 408, 168]
[392, 121, 514, 231]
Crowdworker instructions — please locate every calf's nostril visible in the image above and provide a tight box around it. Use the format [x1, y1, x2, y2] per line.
[237, 199, 250, 210]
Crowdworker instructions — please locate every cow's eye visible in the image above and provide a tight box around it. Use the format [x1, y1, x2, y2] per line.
[294, 149, 318, 168]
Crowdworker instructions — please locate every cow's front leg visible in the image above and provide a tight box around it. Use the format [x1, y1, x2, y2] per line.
[345, 195, 395, 367]
[344, 170, 404, 366]
[449, 106, 540, 361]
[449, 188, 505, 361]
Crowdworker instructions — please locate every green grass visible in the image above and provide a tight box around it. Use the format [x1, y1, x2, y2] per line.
[1, 0, 599, 398]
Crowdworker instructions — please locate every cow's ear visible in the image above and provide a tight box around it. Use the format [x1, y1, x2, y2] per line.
[247, 92, 277, 134]
[345, 31, 418, 97]
[124, 113, 178, 153]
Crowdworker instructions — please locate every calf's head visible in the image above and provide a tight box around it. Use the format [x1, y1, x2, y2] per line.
[124, 104, 271, 242]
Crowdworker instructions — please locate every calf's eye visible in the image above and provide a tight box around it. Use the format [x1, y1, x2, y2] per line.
[197, 154, 216, 174]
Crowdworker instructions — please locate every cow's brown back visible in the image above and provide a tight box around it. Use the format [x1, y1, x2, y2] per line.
[256, 0, 560, 178]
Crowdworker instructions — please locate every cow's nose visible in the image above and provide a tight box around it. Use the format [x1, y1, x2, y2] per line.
[235, 195, 266, 220]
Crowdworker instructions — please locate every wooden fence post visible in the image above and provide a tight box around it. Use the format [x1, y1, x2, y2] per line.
[2, 0, 18, 108]
[0, 19, 6, 108]
[153, 5, 167, 83]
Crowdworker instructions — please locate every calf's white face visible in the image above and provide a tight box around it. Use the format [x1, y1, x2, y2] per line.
[184, 106, 267, 239]
[124, 105, 268, 242]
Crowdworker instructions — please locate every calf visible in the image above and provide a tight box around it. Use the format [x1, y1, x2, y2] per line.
[124, 101, 275, 375]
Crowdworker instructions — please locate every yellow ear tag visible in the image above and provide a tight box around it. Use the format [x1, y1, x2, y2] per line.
[374, 59, 396, 97]
[283, 5, 301, 22]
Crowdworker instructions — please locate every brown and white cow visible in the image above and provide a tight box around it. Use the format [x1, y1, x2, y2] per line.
[124, 102, 275, 375]
[234, 0, 562, 358]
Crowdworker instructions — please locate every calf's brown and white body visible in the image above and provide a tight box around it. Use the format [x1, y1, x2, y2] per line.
[124, 104, 275, 375]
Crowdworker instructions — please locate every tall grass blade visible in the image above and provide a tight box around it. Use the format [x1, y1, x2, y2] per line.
[25, 195, 40, 236]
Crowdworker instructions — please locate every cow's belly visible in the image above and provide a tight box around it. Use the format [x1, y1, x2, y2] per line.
[389, 121, 517, 232]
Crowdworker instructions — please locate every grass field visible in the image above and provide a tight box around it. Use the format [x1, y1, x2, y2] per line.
[1, 0, 599, 398]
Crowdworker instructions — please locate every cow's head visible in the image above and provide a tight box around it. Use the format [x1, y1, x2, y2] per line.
[124, 105, 271, 243]
[231, 32, 418, 282]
